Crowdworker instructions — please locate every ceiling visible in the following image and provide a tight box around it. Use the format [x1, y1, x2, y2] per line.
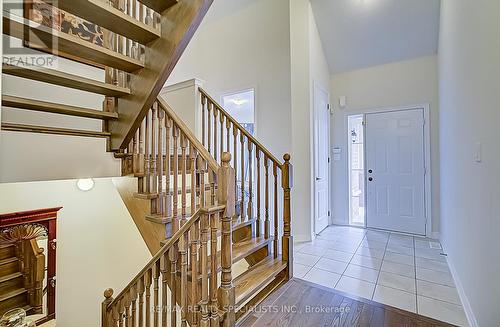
[310, 0, 441, 74]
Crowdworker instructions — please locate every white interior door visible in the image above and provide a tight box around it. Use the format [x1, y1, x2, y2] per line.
[314, 84, 330, 234]
[365, 109, 426, 235]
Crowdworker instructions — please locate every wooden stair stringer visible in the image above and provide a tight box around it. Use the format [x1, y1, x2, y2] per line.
[108, 0, 214, 150]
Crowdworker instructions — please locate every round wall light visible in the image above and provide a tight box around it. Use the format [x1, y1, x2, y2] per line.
[76, 178, 95, 192]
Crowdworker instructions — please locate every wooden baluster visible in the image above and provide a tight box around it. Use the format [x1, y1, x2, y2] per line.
[138, 278, 144, 327]
[201, 95, 206, 147]
[157, 109, 164, 217]
[199, 212, 209, 327]
[172, 125, 179, 232]
[233, 128, 238, 214]
[198, 157, 206, 208]
[102, 289, 114, 327]
[209, 169, 216, 206]
[131, 285, 137, 327]
[139, 3, 144, 24]
[145, 7, 153, 26]
[151, 104, 158, 214]
[130, 0, 138, 59]
[125, 295, 131, 327]
[161, 252, 169, 327]
[273, 162, 279, 258]
[225, 118, 230, 153]
[248, 143, 253, 219]
[256, 150, 261, 236]
[207, 102, 212, 155]
[213, 107, 218, 161]
[181, 135, 188, 223]
[220, 112, 224, 162]
[180, 231, 188, 327]
[153, 260, 160, 327]
[165, 118, 173, 229]
[169, 247, 177, 327]
[145, 110, 151, 194]
[145, 270, 152, 327]
[240, 133, 246, 220]
[119, 299, 125, 327]
[113, 304, 119, 327]
[209, 213, 219, 325]
[189, 222, 199, 327]
[282, 154, 293, 279]
[138, 121, 145, 193]
[218, 153, 236, 326]
[190, 145, 197, 214]
[264, 156, 270, 239]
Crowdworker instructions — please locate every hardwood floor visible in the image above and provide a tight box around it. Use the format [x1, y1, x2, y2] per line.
[239, 278, 456, 327]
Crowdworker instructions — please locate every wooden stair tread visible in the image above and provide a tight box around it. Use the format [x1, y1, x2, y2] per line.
[1, 123, 111, 138]
[0, 272, 22, 284]
[234, 256, 287, 308]
[232, 236, 271, 263]
[53, 0, 161, 44]
[138, 0, 178, 13]
[3, 12, 144, 72]
[2, 95, 119, 120]
[0, 288, 27, 302]
[2, 64, 131, 96]
[0, 257, 17, 266]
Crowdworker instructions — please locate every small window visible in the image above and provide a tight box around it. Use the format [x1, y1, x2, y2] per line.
[221, 89, 255, 135]
[348, 114, 365, 226]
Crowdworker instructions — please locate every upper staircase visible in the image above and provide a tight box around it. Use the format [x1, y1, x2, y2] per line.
[1, 1, 294, 326]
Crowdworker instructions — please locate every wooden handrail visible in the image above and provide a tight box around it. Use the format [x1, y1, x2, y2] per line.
[199, 87, 283, 167]
[157, 97, 220, 172]
[106, 205, 224, 309]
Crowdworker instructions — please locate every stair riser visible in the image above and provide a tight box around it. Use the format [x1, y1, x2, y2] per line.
[0, 276, 24, 294]
[0, 261, 20, 276]
[0, 246, 15, 260]
[0, 292, 28, 317]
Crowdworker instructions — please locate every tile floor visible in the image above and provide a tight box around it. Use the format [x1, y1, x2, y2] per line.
[294, 225, 469, 326]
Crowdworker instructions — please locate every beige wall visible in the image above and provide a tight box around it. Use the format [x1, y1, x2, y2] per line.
[439, 1, 500, 325]
[330, 55, 440, 233]
[0, 178, 151, 327]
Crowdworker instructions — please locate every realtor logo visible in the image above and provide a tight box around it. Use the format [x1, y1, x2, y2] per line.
[3, 0, 59, 68]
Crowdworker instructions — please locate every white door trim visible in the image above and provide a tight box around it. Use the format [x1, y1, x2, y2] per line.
[313, 81, 331, 235]
[343, 104, 432, 237]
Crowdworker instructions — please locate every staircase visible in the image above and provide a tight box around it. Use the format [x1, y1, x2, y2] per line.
[0, 241, 45, 317]
[1, 1, 293, 326]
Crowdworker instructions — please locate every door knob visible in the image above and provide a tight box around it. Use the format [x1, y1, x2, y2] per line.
[368, 177, 373, 182]
[368, 169, 373, 173]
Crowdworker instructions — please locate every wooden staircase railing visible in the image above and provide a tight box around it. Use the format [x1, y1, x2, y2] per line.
[102, 155, 236, 327]
[199, 88, 293, 281]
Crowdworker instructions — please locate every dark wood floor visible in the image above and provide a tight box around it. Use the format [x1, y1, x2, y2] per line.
[239, 278, 456, 327]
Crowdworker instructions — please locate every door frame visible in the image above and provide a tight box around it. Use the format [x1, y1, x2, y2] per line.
[344, 104, 432, 237]
[313, 81, 331, 235]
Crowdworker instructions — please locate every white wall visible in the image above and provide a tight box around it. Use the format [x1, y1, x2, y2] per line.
[330, 55, 440, 233]
[0, 178, 151, 327]
[439, 1, 500, 326]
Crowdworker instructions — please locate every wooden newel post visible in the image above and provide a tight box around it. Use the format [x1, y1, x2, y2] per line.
[102, 288, 114, 327]
[217, 152, 236, 326]
[282, 154, 293, 280]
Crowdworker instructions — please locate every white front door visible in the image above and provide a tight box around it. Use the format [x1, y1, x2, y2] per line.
[314, 84, 330, 234]
[365, 109, 426, 235]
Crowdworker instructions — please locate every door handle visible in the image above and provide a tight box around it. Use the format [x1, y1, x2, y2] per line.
[316, 177, 321, 181]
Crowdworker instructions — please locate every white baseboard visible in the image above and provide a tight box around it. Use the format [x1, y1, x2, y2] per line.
[441, 241, 478, 327]
[293, 234, 313, 243]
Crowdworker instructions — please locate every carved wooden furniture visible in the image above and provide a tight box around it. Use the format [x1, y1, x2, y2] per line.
[0, 207, 60, 323]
